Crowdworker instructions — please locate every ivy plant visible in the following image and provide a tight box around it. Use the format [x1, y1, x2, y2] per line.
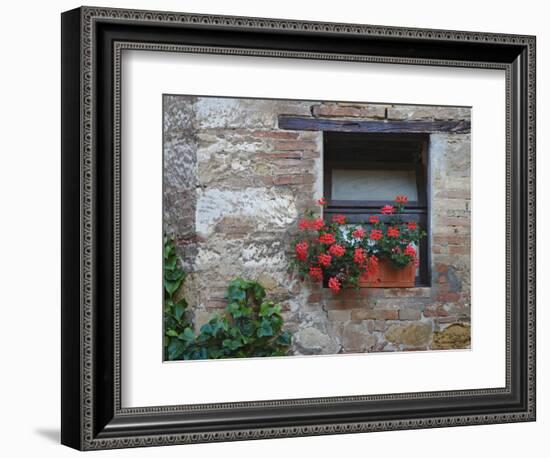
[163, 236, 191, 360]
[163, 236, 293, 360]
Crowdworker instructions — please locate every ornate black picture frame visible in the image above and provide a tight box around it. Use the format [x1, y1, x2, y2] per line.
[61, 6, 536, 451]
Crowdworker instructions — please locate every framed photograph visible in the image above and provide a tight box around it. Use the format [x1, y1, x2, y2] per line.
[61, 6, 536, 450]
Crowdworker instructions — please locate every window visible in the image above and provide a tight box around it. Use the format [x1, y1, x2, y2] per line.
[324, 132, 430, 286]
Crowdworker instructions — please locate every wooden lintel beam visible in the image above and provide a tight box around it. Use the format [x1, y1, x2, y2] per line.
[278, 116, 471, 134]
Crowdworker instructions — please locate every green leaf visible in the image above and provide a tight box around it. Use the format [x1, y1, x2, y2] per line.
[238, 319, 255, 337]
[208, 349, 225, 359]
[200, 323, 213, 335]
[210, 319, 228, 336]
[178, 327, 196, 343]
[174, 300, 187, 321]
[276, 331, 292, 346]
[222, 339, 242, 351]
[226, 301, 241, 317]
[227, 285, 246, 303]
[251, 282, 266, 302]
[197, 347, 209, 359]
[269, 315, 283, 332]
[166, 329, 179, 337]
[259, 302, 271, 317]
[164, 278, 182, 296]
[164, 241, 173, 259]
[167, 339, 185, 360]
[164, 254, 178, 270]
[257, 320, 273, 337]
[165, 268, 185, 281]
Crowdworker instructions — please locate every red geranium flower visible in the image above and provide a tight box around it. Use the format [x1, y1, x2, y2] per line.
[387, 226, 400, 238]
[368, 215, 380, 224]
[404, 245, 417, 257]
[381, 205, 395, 215]
[298, 219, 311, 230]
[309, 266, 323, 282]
[318, 233, 336, 245]
[311, 218, 325, 231]
[317, 197, 327, 206]
[318, 253, 332, 267]
[295, 241, 309, 261]
[352, 227, 366, 239]
[332, 214, 346, 225]
[329, 244, 346, 257]
[328, 277, 341, 293]
[395, 195, 408, 204]
[407, 221, 417, 230]
[353, 247, 367, 265]
[370, 229, 383, 241]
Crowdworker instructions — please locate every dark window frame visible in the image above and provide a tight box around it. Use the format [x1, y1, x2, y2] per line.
[323, 132, 431, 286]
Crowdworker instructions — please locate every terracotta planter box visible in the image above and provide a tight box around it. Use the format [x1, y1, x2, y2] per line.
[359, 259, 416, 288]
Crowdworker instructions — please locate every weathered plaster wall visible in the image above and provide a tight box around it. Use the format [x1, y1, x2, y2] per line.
[163, 95, 471, 355]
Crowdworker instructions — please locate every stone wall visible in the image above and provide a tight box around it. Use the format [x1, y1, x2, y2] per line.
[163, 95, 471, 355]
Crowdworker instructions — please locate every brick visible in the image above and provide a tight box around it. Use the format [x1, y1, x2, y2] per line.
[250, 130, 299, 139]
[328, 310, 352, 321]
[436, 217, 470, 227]
[273, 173, 316, 185]
[435, 292, 461, 303]
[311, 104, 386, 119]
[399, 308, 422, 320]
[373, 301, 400, 310]
[434, 198, 469, 212]
[435, 189, 471, 199]
[449, 245, 470, 255]
[353, 309, 398, 320]
[424, 304, 449, 317]
[274, 140, 318, 151]
[206, 300, 227, 309]
[326, 299, 358, 310]
[436, 316, 469, 324]
[351, 309, 375, 320]
[271, 158, 308, 167]
[261, 151, 303, 159]
[307, 293, 322, 303]
[433, 235, 470, 246]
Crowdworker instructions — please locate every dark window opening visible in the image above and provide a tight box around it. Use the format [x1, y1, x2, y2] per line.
[323, 132, 430, 286]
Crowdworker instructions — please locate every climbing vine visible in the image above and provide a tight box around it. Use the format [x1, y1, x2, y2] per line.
[163, 236, 191, 358]
[163, 236, 292, 360]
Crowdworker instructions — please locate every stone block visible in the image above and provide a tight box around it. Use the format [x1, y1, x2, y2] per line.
[294, 327, 340, 355]
[342, 322, 377, 352]
[257, 273, 279, 290]
[387, 106, 470, 121]
[385, 322, 433, 346]
[432, 323, 471, 349]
